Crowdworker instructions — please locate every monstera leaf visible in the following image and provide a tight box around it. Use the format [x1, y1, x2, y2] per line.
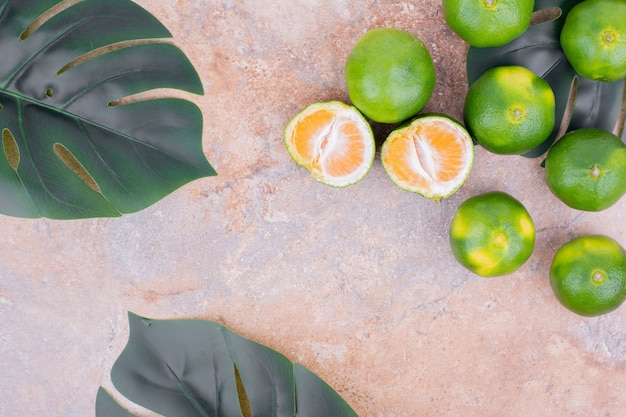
[0, 0, 215, 219]
[96, 313, 359, 417]
[467, 0, 626, 158]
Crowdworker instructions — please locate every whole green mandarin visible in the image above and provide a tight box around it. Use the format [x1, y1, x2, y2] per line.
[442, 0, 534, 48]
[544, 128, 626, 211]
[345, 28, 436, 124]
[464, 66, 555, 155]
[550, 235, 626, 316]
[560, 0, 626, 82]
[449, 191, 535, 277]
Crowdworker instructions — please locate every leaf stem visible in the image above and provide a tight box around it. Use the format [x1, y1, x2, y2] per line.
[614, 81, 626, 139]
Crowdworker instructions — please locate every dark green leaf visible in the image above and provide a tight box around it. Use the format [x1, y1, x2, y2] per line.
[0, 0, 215, 219]
[223, 328, 296, 417]
[96, 312, 359, 417]
[466, 0, 626, 157]
[294, 364, 358, 417]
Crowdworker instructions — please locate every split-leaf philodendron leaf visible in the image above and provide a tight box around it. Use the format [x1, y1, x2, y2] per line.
[466, 0, 626, 158]
[0, 0, 215, 219]
[96, 312, 359, 417]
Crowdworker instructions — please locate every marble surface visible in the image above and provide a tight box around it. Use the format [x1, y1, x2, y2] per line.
[1, 1, 625, 416]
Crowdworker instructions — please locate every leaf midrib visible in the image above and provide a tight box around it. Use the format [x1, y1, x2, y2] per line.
[2, 15, 90, 89]
[1, 87, 175, 152]
[0, 88, 195, 213]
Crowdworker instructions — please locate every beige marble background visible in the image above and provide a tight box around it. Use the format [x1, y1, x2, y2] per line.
[1, 1, 625, 416]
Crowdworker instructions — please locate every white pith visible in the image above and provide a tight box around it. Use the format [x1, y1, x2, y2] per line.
[305, 106, 374, 187]
[412, 133, 438, 182]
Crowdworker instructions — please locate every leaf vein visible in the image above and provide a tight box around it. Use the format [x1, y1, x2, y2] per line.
[75, 119, 130, 193]
[5, 88, 199, 165]
[501, 41, 561, 56]
[15, 98, 92, 214]
[5, 16, 90, 89]
[63, 69, 148, 109]
[164, 362, 210, 417]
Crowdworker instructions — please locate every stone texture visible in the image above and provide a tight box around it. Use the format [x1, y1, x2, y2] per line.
[1, 1, 625, 417]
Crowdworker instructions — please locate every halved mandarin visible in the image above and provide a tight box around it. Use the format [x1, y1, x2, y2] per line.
[381, 114, 474, 200]
[284, 101, 375, 187]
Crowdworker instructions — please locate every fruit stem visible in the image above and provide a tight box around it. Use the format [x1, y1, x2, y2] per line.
[589, 164, 601, 180]
[592, 270, 606, 284]
[493, 231, 508, 248]
[507, 107, 526, 124]
[601, 30, 616, 46]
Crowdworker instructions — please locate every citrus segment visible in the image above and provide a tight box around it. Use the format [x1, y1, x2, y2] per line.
[289, 108, 336, 162]
[284, 101, 375, 187]
[345, 28, 436, 124]
[449, 191, 535, 277]
[381, 115, 474, 200]
[550, 235, 626, 316]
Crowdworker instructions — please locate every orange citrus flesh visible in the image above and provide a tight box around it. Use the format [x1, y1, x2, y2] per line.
[284, 101, 375, 187]
[381, 115, 473, 200]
